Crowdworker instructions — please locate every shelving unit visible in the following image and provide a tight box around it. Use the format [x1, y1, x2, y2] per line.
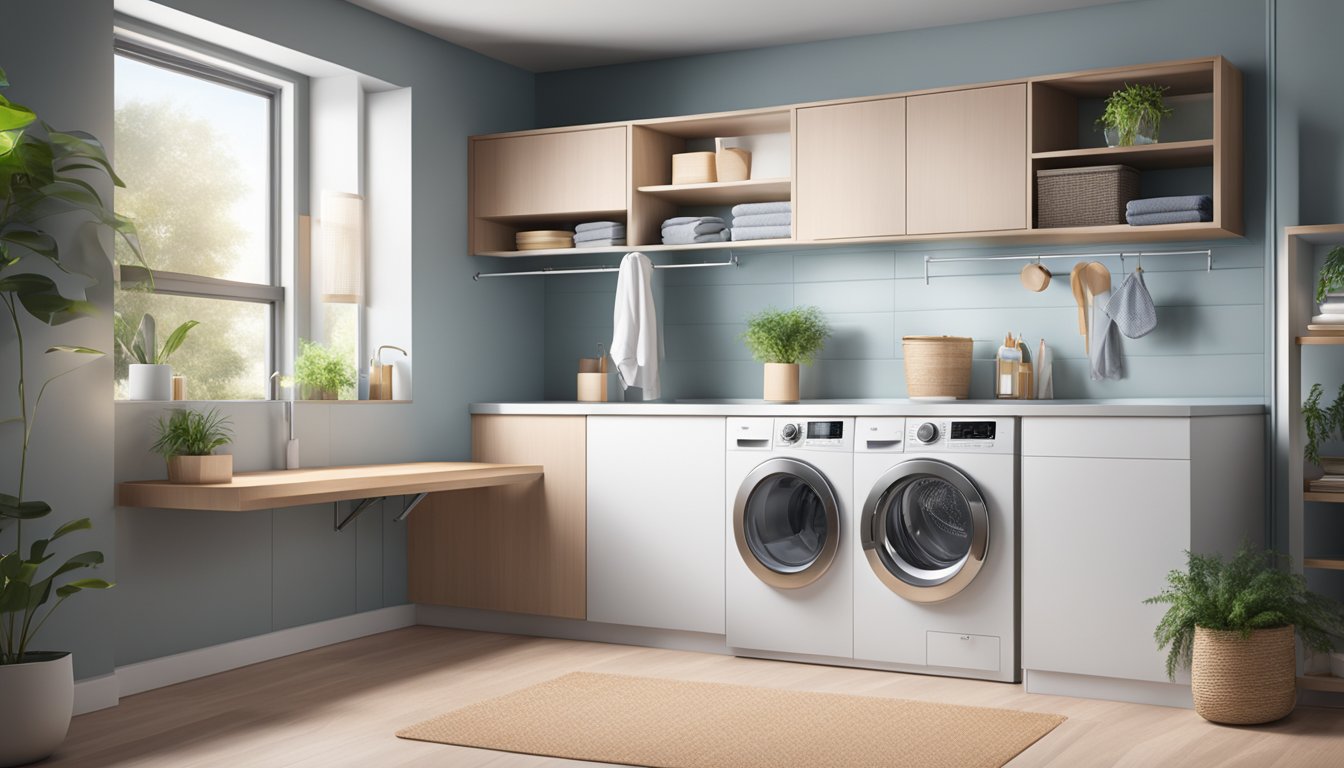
[1030, 139, 1214, 171]
[635, 177, 791, 205]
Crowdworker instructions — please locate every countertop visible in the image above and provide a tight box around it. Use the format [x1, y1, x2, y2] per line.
[470, 398, 1266, 418]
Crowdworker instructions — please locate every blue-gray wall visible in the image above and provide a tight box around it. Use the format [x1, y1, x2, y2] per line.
[535, 0, 1270, 401]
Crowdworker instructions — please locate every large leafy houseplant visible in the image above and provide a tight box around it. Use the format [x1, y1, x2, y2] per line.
[1, 65, 143, 666]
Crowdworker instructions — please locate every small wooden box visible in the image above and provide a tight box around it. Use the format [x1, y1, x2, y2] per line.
[672, 152, 717, 185]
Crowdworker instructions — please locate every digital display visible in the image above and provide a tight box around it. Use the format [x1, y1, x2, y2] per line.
[807, 421, 844, 440]
[951, 421, 996, 440]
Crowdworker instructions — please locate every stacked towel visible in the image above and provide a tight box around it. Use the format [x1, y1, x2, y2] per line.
[1125, 196, 1212, 226]
[662, 216, 728, 245]
[574, 221, 626, 247]
[731, 201, 792, 241]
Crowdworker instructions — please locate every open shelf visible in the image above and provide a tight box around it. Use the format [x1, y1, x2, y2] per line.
[477, 209, 625, 226]
[475, 237, 796, 259]
[1298, 674, 1344, 693]
[1297, 335, 1344, 345]
[1304, 491, 1344, 503]
[636, 177, 791, 205]
[1031, 139, 1214, 171]
[1303, 558, 1344, 571]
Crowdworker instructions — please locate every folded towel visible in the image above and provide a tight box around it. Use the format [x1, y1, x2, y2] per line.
[575, 221, 625, 233]
[662, 229, 729, 245]
[574, 238, 626, 248]
[1319, 301, 1344, 314]
[574, 225, 626, 243]
[610, 252, 661, 400]
[661, 216, 725, 229]
[662, 220, 727, 238]
[732, 212, 792, 228]
[731, 201, 791, 217]
[1126, 209, 1213, 226]
[1311, 314, 1344, 324]
[1125, 195, 1213, 216]
[730, 225, 792, 241]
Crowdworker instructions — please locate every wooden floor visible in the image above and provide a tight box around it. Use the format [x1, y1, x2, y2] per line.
[49, 626, 1344, 767]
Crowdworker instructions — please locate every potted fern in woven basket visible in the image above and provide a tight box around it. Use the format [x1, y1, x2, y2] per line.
[1145, 545, 1344, 724]
[741, 306, 830, 402]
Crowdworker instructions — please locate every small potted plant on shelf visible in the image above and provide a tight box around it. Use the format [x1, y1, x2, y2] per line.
[115, 312, 199, 400]
[1096, 82, 1174, 146]
[1145, 544, 1344, 724]
[1302, 383, 1344, 477]
[1314, 245, 1344, 305]
[151, 407, 234, 484]
[741, 306, 830, 402]
[292, 339, 356, 400]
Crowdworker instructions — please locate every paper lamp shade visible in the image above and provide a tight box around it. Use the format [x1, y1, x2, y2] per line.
[320, 190, 365, 304]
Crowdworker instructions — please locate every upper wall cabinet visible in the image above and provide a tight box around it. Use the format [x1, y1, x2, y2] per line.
[795, 97, 906, 241]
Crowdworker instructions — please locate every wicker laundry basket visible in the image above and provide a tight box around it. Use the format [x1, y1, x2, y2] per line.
[1191, 625, 1296, 724]
[1036, 164, 1139, 228]
[902, 336, 973, 399]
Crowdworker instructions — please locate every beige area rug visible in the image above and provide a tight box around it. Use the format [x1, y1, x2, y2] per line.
[397, 672, 1065, 767]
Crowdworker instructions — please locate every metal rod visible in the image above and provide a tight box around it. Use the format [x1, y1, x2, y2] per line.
[393, 492, 429, 523]
[923, 248, 1212, 284]
[474, 253, 738, 281]
[334, 497, 384, 533]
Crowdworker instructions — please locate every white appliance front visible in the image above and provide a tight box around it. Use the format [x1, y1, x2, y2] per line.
[852, 417, 1019, 682]
[726, 417, 854, 659]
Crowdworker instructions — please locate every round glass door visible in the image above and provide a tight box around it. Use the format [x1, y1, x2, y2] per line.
[733, 458, 840, 589]
[861, 459, 989, 603]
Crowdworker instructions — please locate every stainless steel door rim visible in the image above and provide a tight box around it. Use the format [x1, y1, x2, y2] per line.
[861, 458, 989, 603]
[733, 457, 841, 589]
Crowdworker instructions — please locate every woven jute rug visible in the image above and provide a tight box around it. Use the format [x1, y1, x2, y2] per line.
[397, 671, 1065, 767]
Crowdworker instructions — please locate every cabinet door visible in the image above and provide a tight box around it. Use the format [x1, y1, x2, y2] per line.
[795, 98, 906, 240]
[473, 126, 627, 218]
[906, 84, 1026, 234]
[1021, 455, 1191, 683]
[587, 417, 726, 633]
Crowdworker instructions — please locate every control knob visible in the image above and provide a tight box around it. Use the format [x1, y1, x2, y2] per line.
[915, 422, 939, 444]
[780, 423, 800, 444]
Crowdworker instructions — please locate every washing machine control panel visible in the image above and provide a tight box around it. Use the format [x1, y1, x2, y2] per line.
[907, 420, 1001, 450]
[776, 419, 849, 449]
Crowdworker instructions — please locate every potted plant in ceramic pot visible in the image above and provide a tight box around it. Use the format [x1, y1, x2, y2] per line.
[115, 312, 198, 400]
[0, 66, 140, 765]
[1302, 382, 1344, 477]
[1145, 544, 1344, 724]
[1096, 82, 1174, 146]
[741, 306, 830, 402]
[151, 408, 234, 484]
[292, 339, 355, 400]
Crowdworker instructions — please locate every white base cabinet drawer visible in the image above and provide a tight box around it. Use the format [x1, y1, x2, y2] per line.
[927, 631, 1000, 672]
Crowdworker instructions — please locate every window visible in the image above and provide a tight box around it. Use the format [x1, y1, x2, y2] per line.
[113, 42, 281, 400]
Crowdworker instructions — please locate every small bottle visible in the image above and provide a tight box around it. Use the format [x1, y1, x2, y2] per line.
[996, 333, 1019, 399]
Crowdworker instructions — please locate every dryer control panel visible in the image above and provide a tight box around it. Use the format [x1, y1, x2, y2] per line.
[906, 418, 1015, 454]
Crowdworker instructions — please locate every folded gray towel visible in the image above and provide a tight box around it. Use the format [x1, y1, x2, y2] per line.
[574, 225, 625, 243]
[662, 216, 724, 229]
[574, 238, 625, 248]
[731, 201, 791, 217]
[575, 221, 624, 233]
[663, 229, 729, 245]
[662, 221, 727, 238]
[1126, 209, 1212, 225]
[1125, 196, 1212, 215]
[732, 212, 792, 228]
[730, 225, 792, 241]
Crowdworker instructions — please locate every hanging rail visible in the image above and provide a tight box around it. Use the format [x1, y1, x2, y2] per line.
[921, 248, 1212, 285]
[474, 253, 739, 281]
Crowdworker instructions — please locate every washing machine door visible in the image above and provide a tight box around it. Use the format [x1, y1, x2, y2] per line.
[861, 459, 989, 603]
[733, 457, 840, 589]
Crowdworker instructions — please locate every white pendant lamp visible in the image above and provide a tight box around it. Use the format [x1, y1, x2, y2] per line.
[319, 190, 365, 304]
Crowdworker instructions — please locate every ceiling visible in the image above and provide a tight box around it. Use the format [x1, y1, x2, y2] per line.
[343, 0, 1132, 73]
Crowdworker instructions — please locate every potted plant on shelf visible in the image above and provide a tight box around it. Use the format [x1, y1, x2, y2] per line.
[1302, 382, 1344, 476]
[1096, 82, 1174, 146]
[1145, 544, 1344, 724]
[1314, 245, 1344, 305]
[115, 312, 198, 400]
[741, 306, 830, 402]
[1, 67, 138, 765]
[292, 339, 355, 400]
[151, 408, 234, 484]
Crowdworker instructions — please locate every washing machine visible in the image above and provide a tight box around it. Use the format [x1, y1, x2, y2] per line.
[852, 416, 1019, 682]
[726, 416, 853, 659]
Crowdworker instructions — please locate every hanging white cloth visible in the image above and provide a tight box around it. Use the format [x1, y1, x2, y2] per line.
[610, 252, 661, 400]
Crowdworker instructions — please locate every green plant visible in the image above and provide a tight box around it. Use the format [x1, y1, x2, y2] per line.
[114, 312, 198, 365]
[1, 67, 143, 663]
[741, 306, 831, 365]
[1302, 382, 1344, 465]
[1315, 246, 1344, 304]
[1145, 544, 1344, 680]
[150, 408, 233, 459]
[1096, 82, 1174, 146]
[293, 339, 355, 398]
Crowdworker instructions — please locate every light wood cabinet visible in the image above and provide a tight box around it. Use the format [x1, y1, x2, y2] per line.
[408, 415, 587, 619]
[906, 84, 1027, 234]
[471, 126, 627, 219]
[795, 98, 906, 240]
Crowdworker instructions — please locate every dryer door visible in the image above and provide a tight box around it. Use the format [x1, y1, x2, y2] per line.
[733, 458, 840, 589]
[861, 459, 989, 603]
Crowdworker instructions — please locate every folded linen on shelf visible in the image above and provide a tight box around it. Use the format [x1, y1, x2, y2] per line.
[573, 237, 626, 247]
[661, 216, 725, 229]
[730, 225, 792, 241]
[731, 212, 792, 228]
[1319, 301, 1344, 315]
[575, 221, 625, 233]
[662, 228, 729, 245]
[731, 201, 791, 217]
[574, 225, 626, 244]
[1126, 209, 1213, 225]
[1311, 314, 1344, 324]
[1125, 195, 1213, 216]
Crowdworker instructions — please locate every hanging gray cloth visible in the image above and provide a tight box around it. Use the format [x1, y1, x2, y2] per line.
[1089, 289, 1124, 381]
[1105, 269, 1158, 339]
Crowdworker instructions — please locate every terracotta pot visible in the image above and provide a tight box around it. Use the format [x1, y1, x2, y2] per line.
[167, 454, 233, 484]
[1192, 625, 1296, 724]
[763, 363, 800, 402]
[0, 652, 73, 767]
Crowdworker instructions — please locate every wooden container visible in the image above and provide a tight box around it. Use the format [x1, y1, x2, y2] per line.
[577, 372, 607, 402]
[167, 454, 233, 484]
[672, 151, 717, 185]
[171, 375, 187, 401]
[1036, 165, 1139, 228]
[715, 138, 752, 182]
[369, 364, 394, 400]
[902, 336, 973, 399]
[763, 363, 800, 402]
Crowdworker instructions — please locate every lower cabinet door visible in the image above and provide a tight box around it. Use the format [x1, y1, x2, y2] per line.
[587, 416, 726, 634]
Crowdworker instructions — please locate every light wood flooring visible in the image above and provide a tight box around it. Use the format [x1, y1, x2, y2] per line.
[50, 626, 1344, 767]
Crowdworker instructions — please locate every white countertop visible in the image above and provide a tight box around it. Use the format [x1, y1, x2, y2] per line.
[470, 398, 1266, 418]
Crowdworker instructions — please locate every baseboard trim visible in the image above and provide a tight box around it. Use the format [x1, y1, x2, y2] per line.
[415, 604, 732, 655]
[1025, 668, 1193, 708]
[74, 604, 416, 714]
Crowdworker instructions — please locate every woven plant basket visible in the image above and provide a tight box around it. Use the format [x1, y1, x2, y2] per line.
[902, 336, 973, 399]
[1191, 625, 1296, 725]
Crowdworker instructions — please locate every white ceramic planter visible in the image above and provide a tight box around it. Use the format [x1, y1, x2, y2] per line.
[128, 363, 172, 400]
[0, 652, 74, 767]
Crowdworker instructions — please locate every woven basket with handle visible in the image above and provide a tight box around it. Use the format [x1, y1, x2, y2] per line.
[1191, 625, 1296, 724]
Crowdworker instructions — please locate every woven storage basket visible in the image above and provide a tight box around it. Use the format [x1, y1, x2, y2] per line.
[902, 336, 973, 399]
[1191, 625, 1296, 724]
[1036, 164, 1139, 228]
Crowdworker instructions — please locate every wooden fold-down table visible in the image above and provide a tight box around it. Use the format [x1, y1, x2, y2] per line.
[116, 462, 543, 530]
